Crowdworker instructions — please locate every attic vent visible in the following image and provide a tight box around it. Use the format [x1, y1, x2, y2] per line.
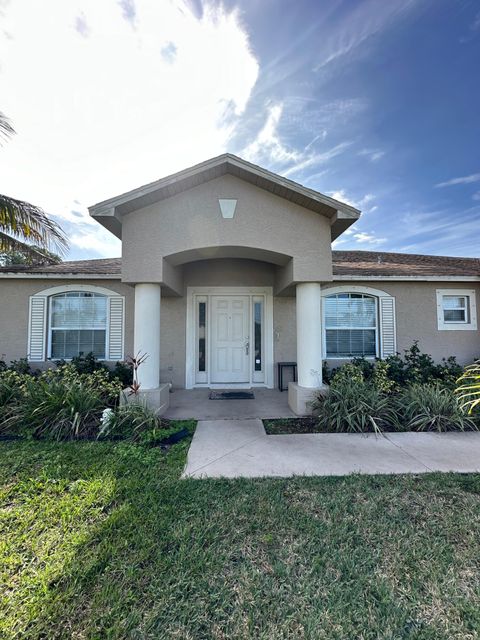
[218, 199, 237, 219]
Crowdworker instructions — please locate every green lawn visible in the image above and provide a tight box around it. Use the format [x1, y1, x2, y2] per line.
[1, 428, 480, 639]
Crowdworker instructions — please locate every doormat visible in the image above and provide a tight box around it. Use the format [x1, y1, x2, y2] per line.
[209, 391, 255, 400]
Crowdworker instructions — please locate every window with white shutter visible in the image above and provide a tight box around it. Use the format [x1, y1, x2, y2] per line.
[28, 285, 125, 362]
[322, 287, 396, 360]
[325, 293, 377, 357]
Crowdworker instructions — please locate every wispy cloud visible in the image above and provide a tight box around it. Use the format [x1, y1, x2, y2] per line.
[472, 191, 480, 201]
[358, 147, 385, 162]
[242, 102, 353, 177]
[314, 0, 418, 70]
[435, 173, 480, 187]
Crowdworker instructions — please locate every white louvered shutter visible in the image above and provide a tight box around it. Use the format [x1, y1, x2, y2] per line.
[108, 296, 124, 361]
[380, 297, 396, 358]
[28, 296, 47, 361]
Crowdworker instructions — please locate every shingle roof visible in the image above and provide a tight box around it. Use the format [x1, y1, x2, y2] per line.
[0, 252, 479, 278]
[332, 251, 480, 277]
[0, 258, 122, 275]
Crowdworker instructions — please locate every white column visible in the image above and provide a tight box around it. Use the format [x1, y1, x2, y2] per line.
[134, 283, 161, 390]
[296, 282, 322, 388]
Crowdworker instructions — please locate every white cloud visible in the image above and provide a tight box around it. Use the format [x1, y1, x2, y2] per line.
[327, 190, 376, 212]
[354, 231, 386, 245]
[242, 102, 353, 179]
[358, 148, 385, 162]
[242, 104, 300, 166]
[0, 0, 259, 258]
[70, 231, 121, 257]
[435, 173, 480, 188]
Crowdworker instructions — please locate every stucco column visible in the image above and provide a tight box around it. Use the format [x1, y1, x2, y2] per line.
[296, 282, 323, 387]
[134, 283, 161, 390]
[288, 282, 325, 415]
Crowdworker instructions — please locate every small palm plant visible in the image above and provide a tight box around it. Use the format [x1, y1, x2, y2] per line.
[456, 360, 480, 415]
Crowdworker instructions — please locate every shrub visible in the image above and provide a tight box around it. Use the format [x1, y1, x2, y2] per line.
[312, 380, 398, 433]
[384, 342, 462, 389]
[351, 357, 375, 380]
[42, 365, 122, 407]
[0, 358, 34, 375]
[56, 352, 134, 387]
[97, 401, 169, 443]
[395, 383, 477, 432]
[0, 370, 32, 433]
[15, 374, 105, 440]
[371, 360, 395, 393]
[109, 360, 133, 387]
[330, 363, 364, 388]
[455, 360, 480, 415]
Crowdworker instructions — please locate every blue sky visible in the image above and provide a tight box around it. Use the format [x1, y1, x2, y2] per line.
[0, 0, 479, 259]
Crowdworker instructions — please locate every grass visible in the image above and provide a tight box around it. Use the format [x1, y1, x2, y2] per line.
[1, 425, 480, 638]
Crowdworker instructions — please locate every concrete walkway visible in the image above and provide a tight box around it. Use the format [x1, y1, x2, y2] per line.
[182, 419, 480, 478]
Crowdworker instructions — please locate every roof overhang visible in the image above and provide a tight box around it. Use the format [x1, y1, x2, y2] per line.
[88, 153, 360, 240]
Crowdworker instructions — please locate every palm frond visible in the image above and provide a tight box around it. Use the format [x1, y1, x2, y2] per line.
[0, 194, 68, 255]
[0, 111, 15, 143]
[0, 231, 59, 261]
[455, 360, 480, 415]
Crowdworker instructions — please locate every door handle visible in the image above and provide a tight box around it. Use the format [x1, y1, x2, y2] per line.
[245, 341, 250, 355]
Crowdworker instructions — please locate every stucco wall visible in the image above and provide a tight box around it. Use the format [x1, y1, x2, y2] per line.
[0, 279, 135, 366]
[121, 173, 333, 286]
[0, 276, 478, 387]
[323, 281, 480, 366]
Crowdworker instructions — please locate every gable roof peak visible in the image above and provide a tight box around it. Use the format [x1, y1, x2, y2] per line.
[89, 153, 360, 240]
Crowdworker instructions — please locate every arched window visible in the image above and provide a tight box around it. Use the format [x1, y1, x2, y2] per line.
[49, 292, 107, 360]
[322, 286, 396, 359]
[325, 293, 377, 358]
[28, 284, 125, 362]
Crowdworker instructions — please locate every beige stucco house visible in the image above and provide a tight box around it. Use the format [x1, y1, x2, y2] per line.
[0, 154, 479, 414]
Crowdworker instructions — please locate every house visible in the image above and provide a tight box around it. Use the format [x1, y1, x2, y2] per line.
[0, 154, 479, 414]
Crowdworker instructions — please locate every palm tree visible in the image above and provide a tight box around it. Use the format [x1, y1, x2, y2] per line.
[0, 111, 68, 262]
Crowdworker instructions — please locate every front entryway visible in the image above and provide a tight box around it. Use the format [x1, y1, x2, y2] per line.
[211, 295, 250, 383]
[186, 286, 274, 389]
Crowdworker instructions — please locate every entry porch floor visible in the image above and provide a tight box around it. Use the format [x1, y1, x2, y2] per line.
[163, 387, 295, 420]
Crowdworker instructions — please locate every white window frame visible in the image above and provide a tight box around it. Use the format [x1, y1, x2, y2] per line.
[28, 284, 125, 362]
[322, 285, 396, 360]
[323, 293, 379, 360]
[48, 292, 108, 361]
[436, 289, 477, 331]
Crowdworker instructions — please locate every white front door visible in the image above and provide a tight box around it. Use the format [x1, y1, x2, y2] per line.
[211, 295, 250, 383]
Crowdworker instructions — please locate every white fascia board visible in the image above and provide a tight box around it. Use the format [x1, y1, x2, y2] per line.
[0, 273, 121, 280]
[333, 275, 480, 282]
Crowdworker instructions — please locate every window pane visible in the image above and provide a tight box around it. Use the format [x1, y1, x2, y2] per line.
[51, 329, 106, 359]
[254, 301, 262, 371]
[326, 329, 376, 357]
[51, 292, 107, 329]
[443, 296, 466, 310]
[325, 294, 376, 329]
[198, 301, 206, 372]
[444, 309, 466, 322]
